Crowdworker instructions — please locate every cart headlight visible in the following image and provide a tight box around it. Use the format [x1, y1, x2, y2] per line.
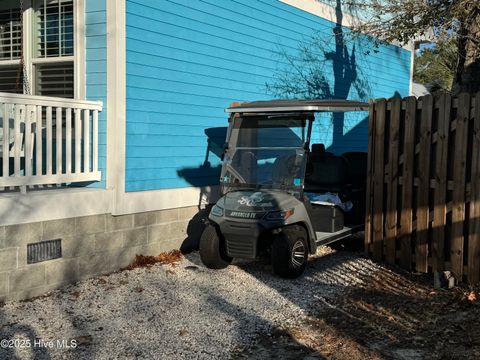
[266, 209, 294, 221]
[210, 204, 224, 217]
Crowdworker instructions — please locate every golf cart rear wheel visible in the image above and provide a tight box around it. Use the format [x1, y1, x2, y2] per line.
[199, 224, 232, 269]
[272, 225, 308, 278]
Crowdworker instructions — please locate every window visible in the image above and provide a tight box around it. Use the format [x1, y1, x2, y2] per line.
[0, 5, 22, 93]
[0, 7, 21, 61]
[0, 0, 80, 98]
[36, 0, 74, 58]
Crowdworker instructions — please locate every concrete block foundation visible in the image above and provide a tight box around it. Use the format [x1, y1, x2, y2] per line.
[0, 205, 203, 301]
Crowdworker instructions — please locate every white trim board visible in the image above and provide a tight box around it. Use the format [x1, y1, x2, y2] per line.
[75, 0, 86, 100]
[279, 0, 412, 50]
[279, 0, 360, 28]
[0, 188, 112, 226]
[122, 186, 221, 215]
[106, 0, 127, 215]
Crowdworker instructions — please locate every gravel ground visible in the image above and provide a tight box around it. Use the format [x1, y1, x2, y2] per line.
[0, 247, 396, 359]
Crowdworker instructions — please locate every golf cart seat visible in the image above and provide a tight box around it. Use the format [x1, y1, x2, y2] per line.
[305, 144, 348, 196]
[342, 152, 367, 187]
[342, 151, 368, 223]
[272, 155, 297, 186]
[231, 151, 257, 183]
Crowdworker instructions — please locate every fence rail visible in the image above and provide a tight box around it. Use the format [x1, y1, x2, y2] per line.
[0, 92, 102, 189]
[365, 93, 480, 283]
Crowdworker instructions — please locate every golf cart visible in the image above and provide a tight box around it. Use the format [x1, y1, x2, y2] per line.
[199, 100, 369, 278]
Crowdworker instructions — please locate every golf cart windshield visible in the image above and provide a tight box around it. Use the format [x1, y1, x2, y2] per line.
[220, 114, 309, 193]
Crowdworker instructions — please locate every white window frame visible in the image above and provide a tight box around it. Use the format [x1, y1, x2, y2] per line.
[0, 0, 85, 99]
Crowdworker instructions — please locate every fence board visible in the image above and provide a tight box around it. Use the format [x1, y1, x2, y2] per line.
[451, 93, 470, 279]
[432, 94, 451, 272]
[416, 95, 433, 272]
[365, 100, 376, 255]
[372, 99, 386, 261]
[399, 97, 417, 270]
[385, 97, 401, 264]
[468, 92, 480, 283]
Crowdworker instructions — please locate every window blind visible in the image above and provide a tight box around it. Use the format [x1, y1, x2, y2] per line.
[37, 0, 74, 58]
[35, 62, 74, 98]
[0, 66, 23, 93]
[0, 8, 21, 60]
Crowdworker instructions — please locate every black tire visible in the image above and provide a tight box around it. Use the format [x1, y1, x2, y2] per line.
[271, 225, 308, 278]
[199, 224, 232, 269]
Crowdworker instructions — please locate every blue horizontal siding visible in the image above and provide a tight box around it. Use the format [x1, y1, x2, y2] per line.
[125, 0, 411, 192]
[85, 0, 107, 189]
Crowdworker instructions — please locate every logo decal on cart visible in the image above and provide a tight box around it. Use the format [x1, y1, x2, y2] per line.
[238, 192, 272, 207]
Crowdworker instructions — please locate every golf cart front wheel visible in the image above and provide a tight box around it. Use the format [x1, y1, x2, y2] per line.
[199, 224, 232, 269]
[271, 225, 308, 278]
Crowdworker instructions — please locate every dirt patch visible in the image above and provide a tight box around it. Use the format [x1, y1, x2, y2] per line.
[122, 250, 183, 270]
[235, 323, 381, 360]
[288, 266, 480, 359]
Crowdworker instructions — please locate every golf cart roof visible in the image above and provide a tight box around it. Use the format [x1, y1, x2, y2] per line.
[225, 99, 369, 114]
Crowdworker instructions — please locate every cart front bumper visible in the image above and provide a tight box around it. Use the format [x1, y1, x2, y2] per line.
[220, 221, 261, 259]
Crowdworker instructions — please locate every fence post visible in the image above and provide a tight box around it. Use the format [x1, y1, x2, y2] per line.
[468, 92, 480, 283]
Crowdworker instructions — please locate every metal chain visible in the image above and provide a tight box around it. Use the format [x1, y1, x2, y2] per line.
[15, 0, 31, 95]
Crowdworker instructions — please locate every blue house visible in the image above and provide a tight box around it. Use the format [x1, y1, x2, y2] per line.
[0, 0, 411, 300]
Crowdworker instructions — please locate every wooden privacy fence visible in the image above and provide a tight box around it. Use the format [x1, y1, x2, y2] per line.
[365, 93, 480, 283]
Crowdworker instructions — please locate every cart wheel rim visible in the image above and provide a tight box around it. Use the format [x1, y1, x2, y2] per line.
[291, 240, 306, 268]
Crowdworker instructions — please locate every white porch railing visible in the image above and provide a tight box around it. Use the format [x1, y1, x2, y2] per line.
[0, 92, 102, 189]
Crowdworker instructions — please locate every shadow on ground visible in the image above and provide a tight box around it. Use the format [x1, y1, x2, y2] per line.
[229, 246, 480, 360]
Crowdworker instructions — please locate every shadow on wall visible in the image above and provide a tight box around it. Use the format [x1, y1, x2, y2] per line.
[177, 127, 227, 253]
[266, 0, 372, 154]
[176, 126, 226, 194]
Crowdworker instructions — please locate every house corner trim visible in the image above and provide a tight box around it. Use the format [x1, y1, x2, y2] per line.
[106, 0, 127, 215]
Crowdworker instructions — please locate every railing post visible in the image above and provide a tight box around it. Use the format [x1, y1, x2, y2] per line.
[93, 110, 98, 172]
[13, 105, 22, 178]
[84, 109, 90, 173]
[3, 103, 10, 178]
[35, 105, 43, 177]
[75, 108, 81, 174]
[46, 106, 53, 176]
[56, 107, 63, 176]
[25, 105, 33, 178]
[65, 108, 72, 175]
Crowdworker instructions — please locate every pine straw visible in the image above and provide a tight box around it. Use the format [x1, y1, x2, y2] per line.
[122, 250, 183, 271]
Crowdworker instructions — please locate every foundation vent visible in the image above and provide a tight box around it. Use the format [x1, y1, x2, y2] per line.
[27, 239, 62, 264]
